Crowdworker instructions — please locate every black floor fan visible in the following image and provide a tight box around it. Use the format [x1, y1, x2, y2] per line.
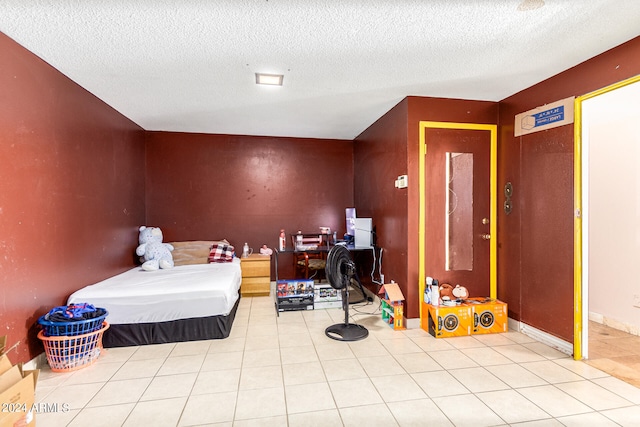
[324, 244, 369, 341]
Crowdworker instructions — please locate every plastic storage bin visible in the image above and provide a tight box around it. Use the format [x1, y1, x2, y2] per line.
[38, 308, 108, 337]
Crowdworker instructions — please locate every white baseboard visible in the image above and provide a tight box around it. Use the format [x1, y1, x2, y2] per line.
[588, 311, 604, 324]
[508, 317, 521, 332]
[22, 352, 47, 371]
[405, 317, 420, 329]
[589, 311, 639, 336]
[519, 322, 573, 356]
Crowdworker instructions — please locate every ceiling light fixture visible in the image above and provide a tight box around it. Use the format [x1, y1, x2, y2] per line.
[255, 73, 284, 86]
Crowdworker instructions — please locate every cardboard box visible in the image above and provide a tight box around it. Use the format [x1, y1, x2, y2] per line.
[314, 284, 342, 309]
[422, 302, 473, 338]
[465, 298, 508, 334]
[277, 280, 314, 312]
[0, 336, 37, 427]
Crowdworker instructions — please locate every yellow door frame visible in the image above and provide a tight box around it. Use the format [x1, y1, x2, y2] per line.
[573, 74, 640, 360]
[418, 121, 498, 320]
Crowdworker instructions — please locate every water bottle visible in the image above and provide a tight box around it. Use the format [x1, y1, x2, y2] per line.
[425, 277, 433, 304]
[431, 279, 440, 306]
[242, 242, 250, 258]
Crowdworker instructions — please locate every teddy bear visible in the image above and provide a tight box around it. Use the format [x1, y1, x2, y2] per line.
[136, 226, 174, 271]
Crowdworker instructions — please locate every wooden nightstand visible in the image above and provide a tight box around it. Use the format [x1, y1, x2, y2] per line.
[240, 253, 271, 296]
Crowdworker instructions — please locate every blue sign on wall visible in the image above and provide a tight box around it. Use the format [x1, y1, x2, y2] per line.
[516, 97, 574, 136]
[533, 106, 565, 127]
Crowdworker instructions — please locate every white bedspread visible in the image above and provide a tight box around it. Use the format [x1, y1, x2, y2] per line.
[68, 259, 241, 325]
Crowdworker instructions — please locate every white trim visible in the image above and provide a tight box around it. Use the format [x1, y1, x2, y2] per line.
[589, 311, 640, 336]
[588, 311, 603, 324]
[581, 98, 592, 360]
[22, 352, 47, 371]
[519, 322, 573, 356]
[405, 318, 421, 329]
[508, 317, 520, 332]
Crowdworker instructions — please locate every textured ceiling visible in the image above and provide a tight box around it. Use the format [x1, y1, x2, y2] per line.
[1, 1, 639, 139]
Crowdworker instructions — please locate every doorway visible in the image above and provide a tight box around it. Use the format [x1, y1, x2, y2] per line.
[418, 121, 497, 318]
[574, 75, 640, 360]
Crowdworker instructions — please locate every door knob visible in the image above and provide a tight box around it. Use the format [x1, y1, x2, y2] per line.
[481, 233, 491, 240]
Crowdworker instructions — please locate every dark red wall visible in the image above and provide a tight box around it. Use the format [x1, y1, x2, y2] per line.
[498, 36, 640, 342]
[0, 33, 146, 362]
[355, 97, 498, 318]
[144, 132, 353, 279]
[406, 97, 499, 318]
[3, 25, 639, 362]
[354, 99, 410, 303]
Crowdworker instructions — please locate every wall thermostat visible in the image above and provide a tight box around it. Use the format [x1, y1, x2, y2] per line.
[395, 175, 408, 189]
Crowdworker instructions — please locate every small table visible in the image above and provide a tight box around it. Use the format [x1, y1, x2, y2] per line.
[240, 253, 271, 296]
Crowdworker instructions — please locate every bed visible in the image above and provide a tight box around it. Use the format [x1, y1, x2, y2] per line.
[67, 241, 242, 347]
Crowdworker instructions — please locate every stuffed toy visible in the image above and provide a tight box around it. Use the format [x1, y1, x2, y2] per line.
[452, 284, 469, 299]
[439, 283, 455, 301]
[136, 226, 174, 271]
[439, 283, 469, 302]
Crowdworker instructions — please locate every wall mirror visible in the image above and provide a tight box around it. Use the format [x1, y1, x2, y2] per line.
[445, 152, 473, 271]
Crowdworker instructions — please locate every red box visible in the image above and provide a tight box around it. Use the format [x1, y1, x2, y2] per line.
[464, 298, 508, 334]
[421, 302, 473, 338]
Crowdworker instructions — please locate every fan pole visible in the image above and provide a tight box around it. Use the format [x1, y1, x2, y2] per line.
[343, 287, 349, 324]
[324, 244, 368, 342]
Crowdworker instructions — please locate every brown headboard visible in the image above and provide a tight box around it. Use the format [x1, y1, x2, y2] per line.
[169, 240, 229, 266]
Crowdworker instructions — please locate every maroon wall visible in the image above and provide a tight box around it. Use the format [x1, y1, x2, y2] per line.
[355, 97, 498, 319]
[407, 97, 499, 318]
[0, 33, 146, 362]
[3, 25, 639, 362]
[498, 36, 640, 342]
[354, 99, 410, 302]
[144, 132, 353, 279]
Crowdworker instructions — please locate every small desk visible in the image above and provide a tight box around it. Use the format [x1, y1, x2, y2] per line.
[274, 243, 376, 305]
[274, 244, 374, 278]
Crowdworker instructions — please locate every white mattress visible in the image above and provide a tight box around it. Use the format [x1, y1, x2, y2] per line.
[68, 259, 241, 325]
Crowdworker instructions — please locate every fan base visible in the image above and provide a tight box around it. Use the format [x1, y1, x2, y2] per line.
[325, 323, 369, 342]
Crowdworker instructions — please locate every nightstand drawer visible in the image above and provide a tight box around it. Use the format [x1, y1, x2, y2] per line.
[241, 254, 271, 276]
[242, 260, 270, 277]
[241, 277, 270, 296]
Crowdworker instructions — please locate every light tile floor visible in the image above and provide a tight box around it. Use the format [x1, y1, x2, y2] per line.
[34, 296, 640, 426]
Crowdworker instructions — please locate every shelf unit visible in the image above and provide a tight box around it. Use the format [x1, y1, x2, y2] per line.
[378, 283, 406, 330]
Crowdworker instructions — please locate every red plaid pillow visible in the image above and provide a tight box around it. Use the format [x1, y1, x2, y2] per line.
[208, 243, 235, 263]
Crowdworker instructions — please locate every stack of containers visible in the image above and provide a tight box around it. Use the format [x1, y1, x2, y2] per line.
[37, 304, 109, 372]
[421, 278, 508, 338]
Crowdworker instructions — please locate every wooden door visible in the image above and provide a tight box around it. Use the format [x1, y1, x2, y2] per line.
[423, 127, 494, 298]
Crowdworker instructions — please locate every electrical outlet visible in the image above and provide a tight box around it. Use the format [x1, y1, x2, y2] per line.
[380, 274, 385, 284]
[634, 294, 640, 308]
